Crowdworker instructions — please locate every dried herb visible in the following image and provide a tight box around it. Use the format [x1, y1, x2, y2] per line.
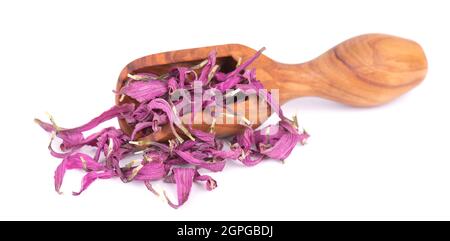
[36, 48, 309, 208]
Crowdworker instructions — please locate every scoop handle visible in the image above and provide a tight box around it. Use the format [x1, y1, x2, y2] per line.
[264, 34, 427, 106]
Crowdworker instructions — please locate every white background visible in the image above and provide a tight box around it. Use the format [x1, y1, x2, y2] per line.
[1, 0, 449, 220]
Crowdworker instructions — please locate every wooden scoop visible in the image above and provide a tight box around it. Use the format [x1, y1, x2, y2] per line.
[116, 33, 427, 142]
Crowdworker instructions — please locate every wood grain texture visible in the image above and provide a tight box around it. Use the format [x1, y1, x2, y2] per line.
[116, 33, 427, 142]
[270, 34, 427, 106]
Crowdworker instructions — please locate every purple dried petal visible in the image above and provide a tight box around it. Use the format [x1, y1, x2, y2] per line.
[237, 127, 254, 150]
[279, 119, 298, 133]
[44, 132, 78, 159]
[140, 141, 170, 153]
[254, 120, 303, 161]
[211, 148, 241, 160]
[198, 51, 217, 84]
[236, 76, 264, 91]
[54, 161, 66, 194]
[175, 149, 225, 172]
[131, 121, 153, 140]
[92, 131, 110, 161]
[214, 75, 242, 92]
[35, 119, 84, 151]
[151, 111, 168, 132]
[66, 153, 104, 170]
[121, 80, 168, 102]
[225, 47, 265, 79]
[254, 125, 285, 145]
[108, 156, 124, 179]
[165, 168, 196, 209]
[34, 118, 55, 132]
[72, 170, 116, 196]
[143, 149, 169, 163]
[165, 158, 188, 166]
[188, 127, 215, 145]
[38, 105, 133, 152]
[194, 171, 217, 191]
[54, 153, 105, 193]
[176, 140, 197, 151]
[215, 72, 227, 82]
[259, 132, 299, 160]
[241, 152, 265, 166]
[243, 68, 257, 82]
[59, 132, 85, 150]
[62, 104, 134, 134]
[87, 127, 129, 161]
[167, 77, 178, 94]
[129, 103, 152, 123]
[105, 133, 127, 158]
[147, 98, 184, 142]
[174, 67, 189, 87]
[174, 149, 206, 165]
[191, 151, 209, 160]
[126, 161, 169, 181]
[299, 130, 310, 145]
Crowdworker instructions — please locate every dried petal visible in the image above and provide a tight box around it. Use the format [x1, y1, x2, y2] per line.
[259, 132, 299, 160]
[72, 170, 116, 196]
[165, 168, 196, 209]
[60, 104, 134, 134]
[299, 129, 310, 145]
[175, 149, 225, 172]
[194, 171, 217, 191]
[131, 121, 153, 140]
[225, 47, 265, 79]
[121, 80, 168, 102]
[125, 160, 169, 181]
[189, 127, 215, 145]
[54, 153, 105, 194]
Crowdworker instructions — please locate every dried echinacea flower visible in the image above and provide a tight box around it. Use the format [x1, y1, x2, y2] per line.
[36, 47, 309, 208]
